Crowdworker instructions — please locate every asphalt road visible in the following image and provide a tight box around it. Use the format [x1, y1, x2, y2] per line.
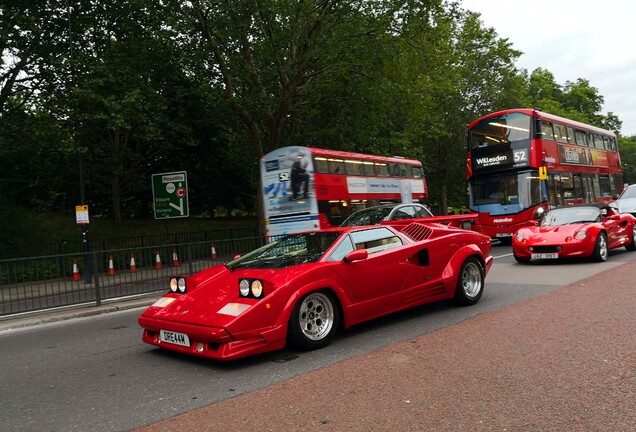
[1, 243, 635, 431]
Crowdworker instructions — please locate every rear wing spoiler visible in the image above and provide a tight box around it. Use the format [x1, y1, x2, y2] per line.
[381, 213, 479, 229]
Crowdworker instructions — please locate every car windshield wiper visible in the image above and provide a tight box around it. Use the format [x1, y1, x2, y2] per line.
[564, 220, 594, 225]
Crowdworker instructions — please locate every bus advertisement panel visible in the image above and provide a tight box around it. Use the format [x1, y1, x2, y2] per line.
[261, 146, 319, 237]
[466, 108, 622, 243]
[261, 146, 428, 237]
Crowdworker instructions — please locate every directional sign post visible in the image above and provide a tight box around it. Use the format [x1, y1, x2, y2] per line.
[152, 171, 189, 219]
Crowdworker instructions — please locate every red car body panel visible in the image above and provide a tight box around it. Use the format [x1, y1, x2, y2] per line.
[139, 222, 493, 361]
[512, 205, 636, 261]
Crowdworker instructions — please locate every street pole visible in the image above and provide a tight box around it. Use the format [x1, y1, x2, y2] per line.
[67, 2, 91, 283]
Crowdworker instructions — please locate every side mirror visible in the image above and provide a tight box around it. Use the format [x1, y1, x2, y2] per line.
[343, 249, 368, 263]
[609, 214, 620, 221]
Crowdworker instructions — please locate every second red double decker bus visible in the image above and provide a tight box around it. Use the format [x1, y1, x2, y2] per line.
[260, 146, 428, 237]
[466, 108, 623, 243]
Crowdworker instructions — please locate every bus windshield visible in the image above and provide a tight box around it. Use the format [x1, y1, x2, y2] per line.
[470, 170, 544, 215]
[469, 112, 531, 148]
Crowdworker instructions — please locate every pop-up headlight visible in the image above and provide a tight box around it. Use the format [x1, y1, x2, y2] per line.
[239, 279, 265, 299]
[170, 277, 187, 293]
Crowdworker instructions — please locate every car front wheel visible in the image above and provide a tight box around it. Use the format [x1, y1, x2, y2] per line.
[453, 257, 484, 306]
[288, 290, 339, 350]
[626, 225, 636, 251]
[591, 232, 608, 262]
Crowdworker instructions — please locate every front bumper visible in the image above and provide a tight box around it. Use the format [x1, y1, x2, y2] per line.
[138, 316, 287, 361]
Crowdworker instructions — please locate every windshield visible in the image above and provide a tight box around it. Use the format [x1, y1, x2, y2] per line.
[340, 207, 392, 226]
[469, 170, 544, 215]
[469, 112, 531, 148]
[540, 206, 603, 226]
[618, 186, 636, 200]
[226, 232, 341, 270]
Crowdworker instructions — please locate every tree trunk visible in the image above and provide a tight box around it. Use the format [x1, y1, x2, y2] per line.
[112, 174, 122, 225]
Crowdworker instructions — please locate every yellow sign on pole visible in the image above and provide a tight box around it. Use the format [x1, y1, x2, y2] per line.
[75, 205, 89, 224]
[539, 166, 548, 180]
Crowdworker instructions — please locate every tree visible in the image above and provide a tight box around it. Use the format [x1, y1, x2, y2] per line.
[619, 135, 636, 185]
[0, 0, 70, 115]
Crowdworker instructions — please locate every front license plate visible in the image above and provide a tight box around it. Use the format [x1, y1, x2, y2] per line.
[159, 330, 190, 347]
[531, 253, 559, 260]
[496, 233, 512, 238]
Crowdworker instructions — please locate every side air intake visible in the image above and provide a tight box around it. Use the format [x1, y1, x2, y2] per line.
[402, 223, 433, 241]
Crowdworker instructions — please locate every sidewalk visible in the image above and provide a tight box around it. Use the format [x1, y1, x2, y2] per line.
[131, 260, 636, 432]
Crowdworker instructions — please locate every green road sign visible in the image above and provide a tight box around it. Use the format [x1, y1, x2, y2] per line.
[152, 171, 189, 219]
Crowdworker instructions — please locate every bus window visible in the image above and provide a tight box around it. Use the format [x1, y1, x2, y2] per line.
[362, 161, 375, 176]
[410, 166, 424, 178]
[345, 159, 365, 175]
[548, 173, 563, 207]
[582, 174, 595, 201]
[574, 129, 588, 146]
[602, 136, 610, 151]
[553, 123, 568, 143]
[593, 133, 605, 150]
[566, 126, 575, 144]
[328, 158, 344, 174]
[541, 121, 554, 140]
[374, 163, 390, 176]
[391, 164, 407, 177]
[469, 112, 531, 148]
[599, 175, 611, 198]
[314, 157, 329, 173]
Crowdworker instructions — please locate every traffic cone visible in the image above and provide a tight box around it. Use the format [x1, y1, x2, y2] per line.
[72, 259, 81, 281]
[129, 254, 137, 272]
[211, 243, 218, 259]
[172, 248, 180, 267]
[107, 255, 116, 276]
[154, 250, 162, 269]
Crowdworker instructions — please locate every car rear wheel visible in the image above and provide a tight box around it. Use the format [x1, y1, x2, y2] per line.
[288, 290, 339, 350]
[591, 232, 608, 262]
[626, 225, 636, 251]
[453, 257, 484, 306]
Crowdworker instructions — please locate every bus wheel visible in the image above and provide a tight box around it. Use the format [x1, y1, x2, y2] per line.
[591, 232, 608, 262]
[288, 290, 339, 350]
[513, 253, 530, 264]
[453, 257, 484, 306]
[626, 225, 636, 251]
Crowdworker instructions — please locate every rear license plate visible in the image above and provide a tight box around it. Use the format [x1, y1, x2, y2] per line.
[159, 330, 190, 347]
[531, 253, 558, 260]
[496, 233, 512, 238]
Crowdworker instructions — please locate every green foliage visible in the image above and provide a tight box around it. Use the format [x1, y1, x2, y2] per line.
[0, 0, 628, 236]
[619, 135, 636, 185]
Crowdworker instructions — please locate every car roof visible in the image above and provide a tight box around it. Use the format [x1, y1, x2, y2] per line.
[360, 203, 425, 210]
[551, 203, 612, 211]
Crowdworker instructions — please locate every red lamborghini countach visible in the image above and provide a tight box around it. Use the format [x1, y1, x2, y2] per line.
[512, 203, 636, 263]
[139, 221, 493, 360]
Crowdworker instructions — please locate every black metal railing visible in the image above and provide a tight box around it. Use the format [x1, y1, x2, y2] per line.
[0, 235, 267, 317]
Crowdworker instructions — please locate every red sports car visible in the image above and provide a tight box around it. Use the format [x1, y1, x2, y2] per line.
[139, 221, 493, 360]
[512, 203, 636, 263]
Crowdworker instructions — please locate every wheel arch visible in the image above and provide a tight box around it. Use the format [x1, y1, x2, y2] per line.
[277, 278, 348, 331]
[441, 244, 486, 296]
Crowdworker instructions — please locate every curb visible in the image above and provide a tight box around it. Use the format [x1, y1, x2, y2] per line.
[0, 295, 158, 333]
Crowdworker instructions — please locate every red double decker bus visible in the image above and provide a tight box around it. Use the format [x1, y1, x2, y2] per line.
[466, 108, 623, 243]
[261, 146, 428, 236]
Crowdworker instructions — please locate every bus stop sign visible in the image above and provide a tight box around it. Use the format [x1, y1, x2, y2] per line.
[152, 171, 189, 219]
